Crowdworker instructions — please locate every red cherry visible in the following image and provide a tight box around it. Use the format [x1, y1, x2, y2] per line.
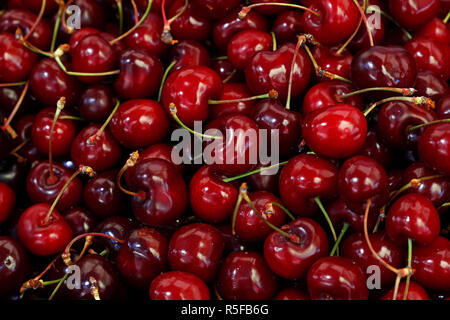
[327, 198, 378, 233]
[414, 71, 449, 101]
[150, 271, 210, 300]
[0, 32, 37, 82]
[192, 0, 241, 19]
[210, 83, 255, 120]
[357, 130, 394, 168]
[95, 216, 138, 258]
[275, 288, 309, 300]
[21, 0, 59, 15]
[381, 281, 430, 300]
[416, 17, 450, 44]
[227, 30, 272, 70]
[0, 182, 15, 225]
[418, 122, 450, 175]
[140, 143, 184, 174]
[436, 94, 450, 119]
[271, 10, 304, 44]
[169, 40, 211, 72]
[78, 84, 115, 123]
[63, 207, 97, 237]
[389, 0, 440, 30]
[249, 0, 292, 15]
[0, 236, 30, 297]
[312, 45, 353, 80]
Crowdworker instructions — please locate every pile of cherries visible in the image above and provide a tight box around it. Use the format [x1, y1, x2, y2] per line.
[0, 0, 449, 301]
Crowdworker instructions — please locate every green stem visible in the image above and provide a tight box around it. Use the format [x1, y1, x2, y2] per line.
[330, 223, 349, 256]
[231, 193, 243, 236]
[212, 56, 228, 61]
[50, 5, 63, 52]
[59, 115, 85, 121]
[55, 56, 120, 77]
[208, 90, 277, 104]
[443, 11, 450, 24]
[88, 99, 120, 144]
[338, 87, 416, 100]
[408, 119, 450, 132]
[158, 60, 176, 102]
[49, 273, 69, 300]
[367, 5, 412, 39]
[363, 96, 433, 117]
[402, 238, 413, 300]
[271, 202, 295, 220]
[116, 0, 124, 35]
[352, 0, 373, 46]
[314, 197, 338, 243]
[222, 161, 288, 183]
[271, 31, 277, 51]
[0, 81, 27, 87]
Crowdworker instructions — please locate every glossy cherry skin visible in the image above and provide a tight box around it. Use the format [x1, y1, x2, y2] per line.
[302, 81, 364, 115]
[140, 143, 184, 174]
[161, 65, 222, 128]
[217, 251, 278, 300]
[191, 0, 240, 19]
[114, 49, 163, 100]
[110, 99, 169, 149]
[189, 165, 238, 223]
[307, 256, 369, 300]
[70, 124, 122, 172]
[275, 288, 309, 300]
[411, 236, 450, 291]
[79, 84, 115, 122]
[312, 45, 352, 79]
[150, 271, 210, 300]
[0, 32, 37, 82]
[381, 281, 430, 300]
[436, 94, 450, 119]
[357, 130, 394, 168]
[168, 223, 224, 282]
[213, 7, 269, 52]
[342, 232, 405, 286]
[18, 203, 73, 256]
[235, 191, 286, 242]
[245, 43, 312, 101]
[95, 216, 138, 258]
[169, 40, 210, 72]
[264, 218, 329, 280]
[0, 182, 15, 225]
[0, 236, 29, 297]
[83, 170, 124, 219]
[327, 198, 378, 233]
[302, 0, 360, 45]
[386, 193, 440, 245]
[279, 154, 338, 216]
[117, 227, 168, 289]
[414, 71, 449, 101]
[389, 0, 440, 30]
[210, 83, 255, 120]
[418, 123, 450, 175]
[271, 10, 304, 44]
[251, 99, 302, 157]
[416, 18, 450, 44]
[26, 162, 83, 211]
[63, 207, 97, 237]
[247, 162, 280, 194]
[351, 46, 417, 91]
[125, 159, 188, 226]
[31, 107, 77, 156]
[303, 104, 367, 159]
[227, 30, 272, 70]
[377, 101, 437, 150]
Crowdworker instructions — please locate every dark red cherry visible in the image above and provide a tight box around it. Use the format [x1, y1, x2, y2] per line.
[189, 165, 238, 223]
[414, 71, 449, 101]
[416, 18, 450, 44]
[21, 0, 59, 15]
[168, 223, 224, 282]
[0, 32, 37, 82]
[210, 83, 255, 120]
[227, 30, 272, 70]
[418, 122, 450, 175]
[110, 99, 169, 149]
[114, 49, 163, 100]
[245, 43, 312, 101]
[357, 131, 394, 168]
[117, 227, 168, 289]
[150, 271, 210, 300]
[18, 203, 73, 256]
[70, 124, 122, 172]
[0, 236, 29, 297]
[275, 288, 310, 300]
[381, 281, 430, 300]
[302, 80, 364, 115]
[327, 198, 378, 233]
[279, 154, 338, 216]
[125, 159, 188, 226]
[312, 45, 352, 79]
[302, 0, 360, 45]
[342, 232, 405, 286]
[79, 84, 115, 123]
[95, 216, 138, 258]
[351, 46, 417, 91]
[436, 94, 450, 119]
[0, 182, 15, 225]
[307, 256, 369, 300]
[264, 218, 329, 280]
[140, 143, 183, 174]
[303, 104, 367, 159]
[135, 0, 174, 15]
[411, 236, 450, 291]
[389, 0, 440, 30]
[271, 10, 304, 44]
[63, 207, 97, 237]
[169, 40, 210, 72]
[247, 162, 280, 194]
[192, 0, 240, 19]
[217, 251, 278, 300]
[386, 193, 440, 245]
[161, 65, 222, 127]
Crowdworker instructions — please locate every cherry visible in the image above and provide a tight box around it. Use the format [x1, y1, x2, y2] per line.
[210, 83, 255, 120]
[247, 162, 280, 194]
[414, 71, 449, 101]
[63, 207, 97, 237]
[386, 193, 440, 245]
[135, 0, 174, 15]
[275, 288, 309, 300]
[245, 42, 312, 102]
[117, 227, 168, 289]
[271, 10, 304, 44]
[389, 0, 440, 30]
[264, 217, 329, 280]
[418, 122, 450, 175]
[79, 84, 115, 123]
[110, 99, 169, 149]
[307, 256, 369, 300]
[0, 182, 15, 225]
[150, 271, 210, 300]
[189, 165, 238, 223]
[327, 198, 378, 233]
[125, 158, 188, 226]
[416, 17, 450, 44]
[303, 104, 367, 159]
[0, 32, 37, 82]
[161, 65, 222, 127]
[95, 216, 138, 258]
[168, 223, 224, 282]
[227, 30, 272, 70]
[140, 143, 183, 174]
[217, 251, 278, 300]
[0, 158, 27, 191]
[247, 0, 293, 16]
[411, 236, 450, 291]
[302, 0, 360, 45]
[0, 236, 29, 297]
[381, 281, 430, 300]
[342, 232, 405, 286]
[312, 45, 353, 80]
[169, 40, 210, 72]
[357, 130, 394, 168]
[192, 0, 240, 19]
[70, 124, 122, 172]
[18, 203, 72, 256]
[436, 94, 450, 119]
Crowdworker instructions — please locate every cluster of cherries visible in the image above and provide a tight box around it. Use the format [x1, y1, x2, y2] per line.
[0, 0, 449, 301]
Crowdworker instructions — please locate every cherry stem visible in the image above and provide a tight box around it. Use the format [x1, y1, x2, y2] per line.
[208, 89, 278, 104]
[352, 0, 373, 47]
[270, 202, 295, 220]
[444, 11, 450, 24]
[402, 238, 413, 300]
[18, 29, 54, 58]
[116, 151, 147, 199]
[54, 52, 121, 77]
[286, 35, 306, 110]
[1, 81, 29, 137]
[59, 115, 84, 121]
[158, 60, 177, 102]
[439, 202, 450, 209]
[131, 0, 139, 24]
[116, 0, 124, 35]
[222, 69, 237, 84]
[212, 56, 228, 61]
[44, 165, 95, 225]
[314, 197, 338, 244]
[239, 3, 320, 20]
[0, 81, 27, 87]
[20, 255, 60, 293]
[110, 0, 153, 45]
[271, 31, 277, 51]
[335, 16, 362, 56]
[231, 190, 244, 236]
[222, 161, 288, 183]
[367, 5, 412, 40]
[61, 0, 75, 34]
[87, 99, 120, 145]
[89, 277, 101, 300]
[338, 87, 416, 100]
[9, 138, 30, 158]
[48, 272, 69, 300]
[47, 97, 66, 185]
[363, 96, 435, 117]
[408, 118, 450, 131]
[23, 0, 46, 41]
[387, 175, 443, 208]
[330, 223, 349, 257]
[161, 0, 187, 45]
[169, 103, 223, 140]
[50, 1, 64, 52]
